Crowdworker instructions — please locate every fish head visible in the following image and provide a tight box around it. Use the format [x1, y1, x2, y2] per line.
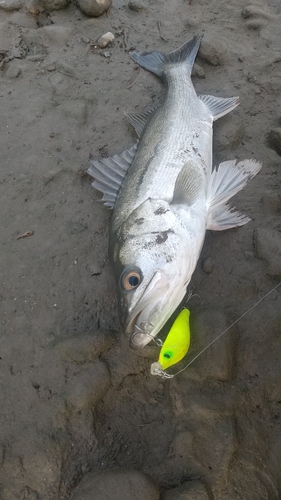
[110, 198, 195, 348]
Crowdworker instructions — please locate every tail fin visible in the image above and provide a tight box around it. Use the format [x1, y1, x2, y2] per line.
[130, 35, 202, 78]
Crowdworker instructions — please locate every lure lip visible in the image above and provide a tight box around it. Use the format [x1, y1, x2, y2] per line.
[150, 361, 163, 375]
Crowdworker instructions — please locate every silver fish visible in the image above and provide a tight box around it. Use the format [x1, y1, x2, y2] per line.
[87, 35, 261, 348]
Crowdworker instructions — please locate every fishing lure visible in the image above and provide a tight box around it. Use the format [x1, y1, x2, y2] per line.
[151, 308, 191, 376]
[152, 282, 281, 380]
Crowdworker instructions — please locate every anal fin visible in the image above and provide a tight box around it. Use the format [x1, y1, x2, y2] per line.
[207, 158, 262, 230]
[208, 204, 251, 230]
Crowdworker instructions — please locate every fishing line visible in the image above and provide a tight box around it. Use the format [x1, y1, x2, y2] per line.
[158, 281, 281, 380]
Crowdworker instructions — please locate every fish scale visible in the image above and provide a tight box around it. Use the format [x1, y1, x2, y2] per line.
[111, 64, 211, 234]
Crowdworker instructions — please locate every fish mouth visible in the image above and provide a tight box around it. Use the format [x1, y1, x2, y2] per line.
[128, 299, 178, 349]
[128, 311, 162, 350]
[125, 271, 187, 349]
[128, 309, 158, 350]
[125, 271, 169, 349]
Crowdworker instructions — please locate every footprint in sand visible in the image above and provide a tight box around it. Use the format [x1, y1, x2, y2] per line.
[241, 3, 278, 29]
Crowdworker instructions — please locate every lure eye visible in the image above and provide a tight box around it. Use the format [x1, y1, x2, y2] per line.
[163, 351, 173, 359]
[121, 268, 142, 291]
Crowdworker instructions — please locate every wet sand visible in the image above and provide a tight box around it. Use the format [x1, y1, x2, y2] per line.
[1, 0, 281, 498]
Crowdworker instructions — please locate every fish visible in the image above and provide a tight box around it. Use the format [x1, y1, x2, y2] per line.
[87, 35, 262, 349]
[156, 308, 191, 372]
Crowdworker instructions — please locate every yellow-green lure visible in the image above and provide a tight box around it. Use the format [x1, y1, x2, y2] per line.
[151, 308, 191, 376]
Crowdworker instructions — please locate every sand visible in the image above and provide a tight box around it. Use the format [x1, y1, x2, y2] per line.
[1, 0, 281, 498]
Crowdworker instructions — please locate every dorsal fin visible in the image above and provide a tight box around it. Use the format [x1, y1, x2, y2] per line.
[124, 108, 156, 137]
[87, 144, 137, 209]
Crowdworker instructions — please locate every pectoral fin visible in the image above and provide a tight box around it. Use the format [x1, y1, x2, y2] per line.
[207, 159, 262, 230]
[87, 144, 137, 209]
[172, 163, 204, 206]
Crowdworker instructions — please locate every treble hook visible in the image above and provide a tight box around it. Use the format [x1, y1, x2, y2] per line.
[131, 323, 163, 347]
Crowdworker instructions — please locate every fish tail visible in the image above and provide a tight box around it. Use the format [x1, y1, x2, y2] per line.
[130, 35, 202, 78]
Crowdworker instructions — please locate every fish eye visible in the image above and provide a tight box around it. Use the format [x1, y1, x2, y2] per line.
[121, 268, 142, 291]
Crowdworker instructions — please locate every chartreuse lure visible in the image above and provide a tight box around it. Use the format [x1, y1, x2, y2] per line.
[151, 308, 191, 376]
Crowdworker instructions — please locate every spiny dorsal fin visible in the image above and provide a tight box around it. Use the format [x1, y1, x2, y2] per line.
[124, 108, 156, 137]
[87, 143, 137, 209]
[199, 94, 240, 121]
[172, 163, 204, 206]
[206, 158, 262, 230]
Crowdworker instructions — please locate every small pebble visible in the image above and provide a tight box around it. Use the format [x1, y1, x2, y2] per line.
[267, 128, 281, 156]
[5, 61, 21, 78]
[25, 0, 40, 15]
[75, 0, 112, 17]
[103, 51, 111, 58]
[128, 0, 147, 11]
[199, 36, 226, 66]
[97, 31, 115, 49]
[202, 256, 214, 273]
[192, 63, 205, 79]
[46, 64, 56, 71]
[41, 0, 70, 9]
[0, 0, 22, 11]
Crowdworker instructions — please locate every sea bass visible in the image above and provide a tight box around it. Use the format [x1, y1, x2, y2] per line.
[87, 35, 261, 348]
